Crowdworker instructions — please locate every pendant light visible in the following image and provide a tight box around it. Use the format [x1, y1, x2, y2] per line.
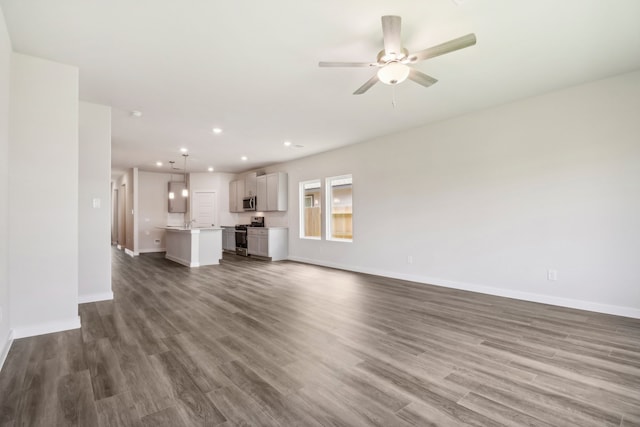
[182, 153, 189, 197]
[168, 161, 175, 200]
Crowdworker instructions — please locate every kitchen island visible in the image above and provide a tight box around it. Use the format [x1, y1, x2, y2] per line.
[162, 227, 223, 267]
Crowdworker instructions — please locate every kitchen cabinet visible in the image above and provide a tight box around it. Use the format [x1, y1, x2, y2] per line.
[163, 227, 222, 267]
[222, 227, 236, 252]
[229, 179, 245, 212]
[245, 172, 257, 197]
[256, 175, 267, 211]
[256, 172, 287, 212]
[247, 227, 288, 261]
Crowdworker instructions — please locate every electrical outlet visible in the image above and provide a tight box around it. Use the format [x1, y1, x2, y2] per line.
[547, 269, 558, 281]
[407, 255, 413, 265]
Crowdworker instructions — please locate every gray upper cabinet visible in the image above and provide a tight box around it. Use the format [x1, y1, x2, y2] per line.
[168, 181, 187, 213]
[256, 175, 267, 211]
[229, 179, 245, 213]
[257, 172, 287, 212]
[245, 172, 257, 197]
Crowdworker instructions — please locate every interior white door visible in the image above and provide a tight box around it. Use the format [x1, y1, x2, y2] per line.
[193, 191, 217, 227]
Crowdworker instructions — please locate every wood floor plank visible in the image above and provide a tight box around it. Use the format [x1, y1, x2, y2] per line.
[206, 385, 281, 427]
[95, 391, 142, 427]
[1, 248, 639, 426]
[85, 337, 129, 401]
[149, 350, 227, 425]
[55, 370, 99, 426]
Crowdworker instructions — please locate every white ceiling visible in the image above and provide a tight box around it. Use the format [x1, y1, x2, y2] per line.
[2, 1, 640, 176]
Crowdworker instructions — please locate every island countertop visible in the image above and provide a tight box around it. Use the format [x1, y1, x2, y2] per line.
[160, 226, 223, 232]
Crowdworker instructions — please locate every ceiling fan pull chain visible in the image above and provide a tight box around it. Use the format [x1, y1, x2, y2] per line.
[392, 85, 397, 108]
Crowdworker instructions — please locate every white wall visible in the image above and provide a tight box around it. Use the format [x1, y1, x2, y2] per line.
[283, 70, 640, 318]
[9, 53, 80, 337]
[0, 6, 12, 366]
[137, 171, 185, 253]
[78, 101, 112, 303]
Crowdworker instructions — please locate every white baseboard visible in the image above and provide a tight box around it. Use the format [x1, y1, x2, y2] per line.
[0, 329, 14, 373]
[165, 253, 198, 267]
[124, 248, 138, 257]
[287, 256, 640, 319]
[12, 316, 81, 339]
[78, 291, 114, 304]
[138, 248, 166, 254]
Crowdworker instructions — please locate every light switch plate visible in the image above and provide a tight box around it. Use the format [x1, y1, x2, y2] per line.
[92, 198, 101, 208]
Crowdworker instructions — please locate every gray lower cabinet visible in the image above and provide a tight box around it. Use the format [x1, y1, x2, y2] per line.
[222, 227, 236, 252]
[247, 227, 288, 261]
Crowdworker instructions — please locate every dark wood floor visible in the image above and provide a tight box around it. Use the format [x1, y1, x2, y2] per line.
[1, 249, 639, 426]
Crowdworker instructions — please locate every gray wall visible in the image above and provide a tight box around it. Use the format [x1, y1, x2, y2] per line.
[0, 6, 11, 364]
[79, 101, 112, 303]
[8, 53, 80, 337]
[283, 70, 640, 318]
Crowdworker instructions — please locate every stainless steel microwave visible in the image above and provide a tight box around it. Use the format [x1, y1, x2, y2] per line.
[242, 196, 256, 211]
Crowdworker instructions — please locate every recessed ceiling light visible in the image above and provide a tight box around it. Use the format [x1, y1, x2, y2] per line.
[180, 147, 188, 153]
[130, 110, 142, 118]
[212, 127, 223, 134]
[208, 167, 214, 172]
[283, 141, 292, 147]
[156, 161, 163, 167]
[241, 156, 248, 161]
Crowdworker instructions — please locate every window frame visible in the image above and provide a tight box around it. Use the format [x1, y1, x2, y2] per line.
[325, 174, 353, 243]
[299, 179, 322, 240]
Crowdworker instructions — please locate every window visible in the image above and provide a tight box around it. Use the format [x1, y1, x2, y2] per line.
[326, 175, 352, 241]
[299, 179, 321, 239]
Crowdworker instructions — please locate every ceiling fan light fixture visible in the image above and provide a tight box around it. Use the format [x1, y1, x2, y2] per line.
[377, 62, 410, 85]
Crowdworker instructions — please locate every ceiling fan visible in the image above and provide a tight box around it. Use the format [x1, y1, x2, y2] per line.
[319, 15, 476, 95]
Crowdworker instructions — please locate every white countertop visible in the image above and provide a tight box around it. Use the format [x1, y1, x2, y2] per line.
[160, 226, 223, 232]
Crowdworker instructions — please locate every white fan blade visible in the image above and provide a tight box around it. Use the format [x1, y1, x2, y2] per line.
[319, 61, 377, 68]
[409, 33, 476, 62]
[353, 74, 379, 95]
[381, 15, 402, 57]
[408, 69, 438, 88]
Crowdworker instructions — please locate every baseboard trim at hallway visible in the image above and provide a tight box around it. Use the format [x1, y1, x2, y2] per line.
[78, 291, 114, 304]
[12, 316, 81, 339]
[124, 248, 138, 257]
[287, 256, 640, 319]
[0, 329, 14, 373]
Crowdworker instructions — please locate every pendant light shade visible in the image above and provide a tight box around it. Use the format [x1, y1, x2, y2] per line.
[182, 153, 189, 198]
[377, 62, 410, 85]
[168, 161, 175, 200]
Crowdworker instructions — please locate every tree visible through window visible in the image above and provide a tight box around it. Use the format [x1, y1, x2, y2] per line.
[326, 175, 352, 241]
[300, 180, 321, 239]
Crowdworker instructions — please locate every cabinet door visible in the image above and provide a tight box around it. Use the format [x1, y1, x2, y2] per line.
[266, 174, 278, 211]
[259, 235, 269, 257]
[229, 181, 237, 212]
[256, 175, 267, 211]
[245, 173, 257, 197]
[223, 230, 236, 251]
[236, 179, 245, 212]
[247, 234, 259, 255]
